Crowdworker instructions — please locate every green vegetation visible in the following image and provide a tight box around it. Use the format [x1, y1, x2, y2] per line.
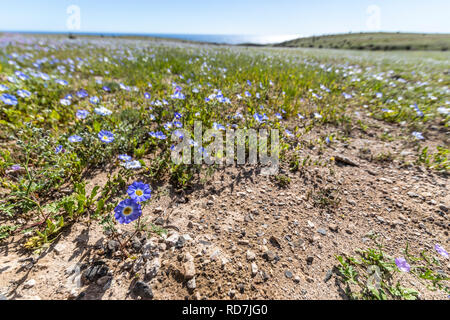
[276, 32, 450, 51]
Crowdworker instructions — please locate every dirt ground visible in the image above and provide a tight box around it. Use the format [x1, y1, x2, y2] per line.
[0, 118, 449, 300]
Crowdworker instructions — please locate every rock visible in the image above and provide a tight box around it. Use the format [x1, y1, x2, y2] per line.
[407, 192, 420, 198]
[186, 277, 196, 290]
[335, 155, 359, 167]
[329, 224, 338, 232]
[82, 263, 109, 284]
[106, 240, 120, 256]
[251, 262, 258, 276]
[132, 281, 153, 300]
[246, 250, 256, 261]
[23, 279, 36, 289]
[165, 233, 179, 247]
[154, 217, 165, 225]
[237, 240, 249, 246]
[262, 250, 276, 262]
[183, 253, 196, 279]
[306, 256, 314, 265]
[317, 229, 327, 236]
[131, 237, 143, 251]
[53, 243, 66, 255]
[144, 258, 160, 280]
[96, 275, 112, 287]
[269, 236, 281, 249]
[285, 270, 293, 278]
[175, 236, 186, 249]
[293, 275, 301, 283]
[324, 270, 333, 283]
[0, 294, 7, 300]
[154, 206, 164, 214]
[237, 283, 245, 293]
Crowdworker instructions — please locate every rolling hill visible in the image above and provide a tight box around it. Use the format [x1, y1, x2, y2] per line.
[275, 32, 450, 51]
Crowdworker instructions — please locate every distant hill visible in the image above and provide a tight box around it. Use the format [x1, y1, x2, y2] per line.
[275, 32, 450, 51]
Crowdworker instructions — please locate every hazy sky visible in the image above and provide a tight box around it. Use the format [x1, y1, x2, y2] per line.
[0, 0, 449, 36]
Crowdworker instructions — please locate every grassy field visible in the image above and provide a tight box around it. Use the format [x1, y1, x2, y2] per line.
[276, 32, 450, 51]
[0, 34, 449, 300]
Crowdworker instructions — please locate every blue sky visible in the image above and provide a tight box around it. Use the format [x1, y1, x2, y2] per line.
[0, 0, 449, 36]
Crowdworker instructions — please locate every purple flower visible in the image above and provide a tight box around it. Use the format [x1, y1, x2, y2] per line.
[395, 257, 411, 272]
[144, 92, 151, 99]
[114, 198, 142, 224]
[127, 181, 152, 203]
[10, 164, 22, 171]
[435, 244, 449, 259]
[55, 145, 64, 154]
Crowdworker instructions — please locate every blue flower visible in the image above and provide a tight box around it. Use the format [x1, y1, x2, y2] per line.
[118, 154, 132, 161]
[90, 96, 100, 104]
[98, 130, 114, 143]
[114, 198, 142, 224]
[313, 112, 323, 119]
[0, 84, 9, 91]
[55, 79, 68, 86]
[76, 109, 89, 119]
[149, 131, 167, 140]
[174, 112, 182, 119]
[102, 86, 111, 92]
[127, 181, 152, 203]
[410, 104, 424, 117]
[76, 89, 89, 99]
[15, 71, 29, 81]
[1, 93, 18, 105]
[68, 135, 83, 143]
[412, 131, 424, 140]
[144, 92, 151, 99]
[55, 145, 64, 154]
[212, 122, 226, 131]
[60, 98, 71, 106]
[16, 89, 31, 98]
[342, 93, 352, 99]
[121, 160, 142, 170]
[173, 120, 183, 128]
[253, 113, 268, 124]
[94, 106, 112, 116]
[285, 129, 294, 137]
[173, 129, 184, 139]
